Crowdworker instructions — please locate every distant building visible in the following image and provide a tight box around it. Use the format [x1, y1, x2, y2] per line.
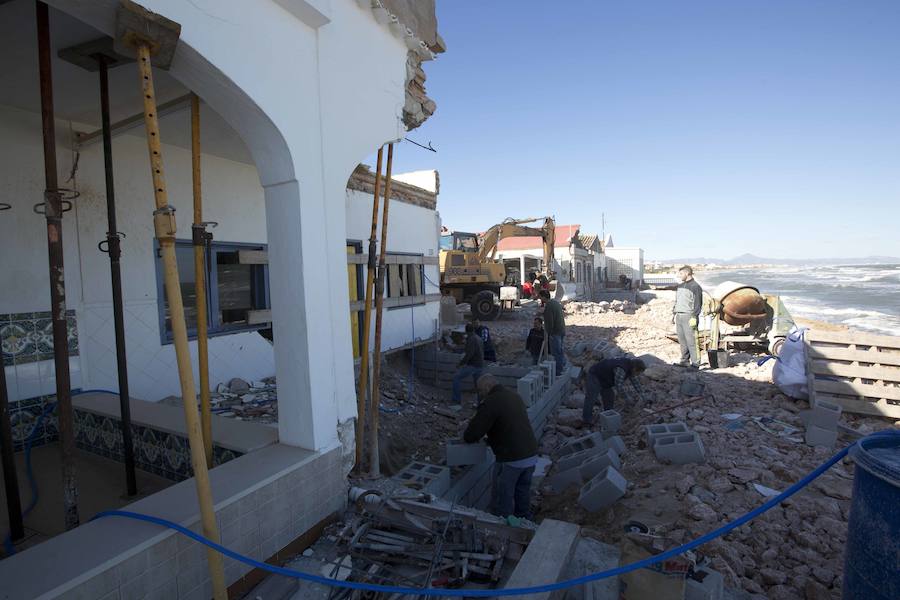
[603, 236, 645, 288]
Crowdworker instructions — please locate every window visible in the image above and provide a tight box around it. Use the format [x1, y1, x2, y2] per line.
[156, 240, 270, 343]
[386, 254, 425, 300]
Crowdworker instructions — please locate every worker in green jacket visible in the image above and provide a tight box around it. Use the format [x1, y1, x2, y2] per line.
[464, 374, 538, 519]
[539, 289, 566, 375]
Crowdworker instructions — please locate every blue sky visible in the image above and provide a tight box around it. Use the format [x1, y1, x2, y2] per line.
[380, 1, 900, 260]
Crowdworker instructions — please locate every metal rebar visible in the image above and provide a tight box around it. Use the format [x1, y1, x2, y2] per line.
[97, 54, 138, 497]
[36, 0, 79, 530]
[0, 359, 24, 541]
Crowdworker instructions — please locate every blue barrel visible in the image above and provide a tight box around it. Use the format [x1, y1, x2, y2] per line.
[842, 432, 900, 599]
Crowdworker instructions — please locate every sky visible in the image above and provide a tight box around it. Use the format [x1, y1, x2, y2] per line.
[380, 0, 900, 260]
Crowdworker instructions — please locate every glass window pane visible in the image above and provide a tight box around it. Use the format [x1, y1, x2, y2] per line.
[216, 251, 254, 325]
[164, 245, 200, 336]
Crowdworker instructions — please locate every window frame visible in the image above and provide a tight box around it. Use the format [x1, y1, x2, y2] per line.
[155, 239, 271, 345]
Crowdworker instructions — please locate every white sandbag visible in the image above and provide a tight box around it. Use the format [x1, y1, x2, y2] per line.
[772, 327, 809, 399]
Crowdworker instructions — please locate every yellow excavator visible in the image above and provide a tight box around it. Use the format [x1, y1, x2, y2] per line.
[439, 217, 556, 320]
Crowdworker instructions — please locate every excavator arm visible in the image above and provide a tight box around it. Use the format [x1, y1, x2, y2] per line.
[477, 217, 556, 273]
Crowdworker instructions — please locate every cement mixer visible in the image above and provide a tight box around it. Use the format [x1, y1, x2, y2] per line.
[706, 281, 795, 361]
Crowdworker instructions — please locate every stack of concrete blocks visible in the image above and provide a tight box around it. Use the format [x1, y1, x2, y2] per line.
[527, 369, 571, 438]
[393, 461, 451, 496]
[550, 432, 629, 513]
[538, 360, 556, 391]
[805, 400, 841, 449]
[445, 440, 488, 467]
[517, 370, 543, 408]
[647, 422, 706, 465]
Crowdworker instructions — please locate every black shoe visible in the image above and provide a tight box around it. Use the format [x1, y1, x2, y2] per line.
[674, 361, 690, 367]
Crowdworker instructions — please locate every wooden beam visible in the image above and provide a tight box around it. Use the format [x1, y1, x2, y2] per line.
[238, 250, 268, 265]
[807, 345, 900, 367]
[807, 329, 900, 349]
[247, 309, 271, 325]
[814, 392, 900, 419]
[813, 379, 900, 402]
[810, 361, 900, 382]
[349, 293, 441, 312]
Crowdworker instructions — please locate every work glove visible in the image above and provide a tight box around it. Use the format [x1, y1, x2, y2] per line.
[689, 316, 698, 328]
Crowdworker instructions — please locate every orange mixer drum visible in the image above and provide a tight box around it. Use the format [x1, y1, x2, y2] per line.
[711, 281, 769, 326]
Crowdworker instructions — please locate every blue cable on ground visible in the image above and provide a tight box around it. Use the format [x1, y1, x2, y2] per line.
[2, 389, 119, 556]
[91, 430, 899, 597]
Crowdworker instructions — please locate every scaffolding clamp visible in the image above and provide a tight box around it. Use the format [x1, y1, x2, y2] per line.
[153, 205, 177, 241]
[192, 221, 217, 246]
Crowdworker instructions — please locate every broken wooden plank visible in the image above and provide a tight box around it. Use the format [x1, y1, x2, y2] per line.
[807, 329, 900, 348]
[813, 379, 900, 402]
[238, 249, 268, 264]
[503, 518, 580, 600]
[808, 346, 900, 367]
[814, 392, 900, 419]
[809, 361, 900, 382]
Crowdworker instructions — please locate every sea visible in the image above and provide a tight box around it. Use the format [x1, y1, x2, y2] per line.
[693, 264, 900, 337]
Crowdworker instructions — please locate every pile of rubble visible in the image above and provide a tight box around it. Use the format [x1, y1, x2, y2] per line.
[209, 376, 278, 423]
[565, 300, 635, 315]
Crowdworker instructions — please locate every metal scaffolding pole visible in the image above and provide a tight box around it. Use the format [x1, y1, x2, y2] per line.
[35, 0, 79, 530]
[97, 54, 138, 497]
[0, 344, 24, 541]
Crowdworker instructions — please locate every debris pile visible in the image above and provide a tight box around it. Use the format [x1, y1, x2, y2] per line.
[565, 300, 635, 315]
[210, 376, 278, 423]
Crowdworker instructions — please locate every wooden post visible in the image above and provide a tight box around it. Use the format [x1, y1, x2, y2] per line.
[191, 94, 213, 468]
[135, 45, 226, 599]
[355, 147, 383, 472]
[368, 143, 394, 478]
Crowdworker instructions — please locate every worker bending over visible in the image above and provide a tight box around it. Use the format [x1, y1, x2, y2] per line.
[673, 265, 703, 369]
[583, 357, 647, 425]
[539, 289, 567, 375]
[452, 323, 484, 405]
[464, 374, 538, 519]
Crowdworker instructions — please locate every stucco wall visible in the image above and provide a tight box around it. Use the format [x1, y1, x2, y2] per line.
[0, 104, 274, 402]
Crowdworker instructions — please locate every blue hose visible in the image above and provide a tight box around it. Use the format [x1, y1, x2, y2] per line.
[90, 430, 899, 597]
[2, 389, 119, 556]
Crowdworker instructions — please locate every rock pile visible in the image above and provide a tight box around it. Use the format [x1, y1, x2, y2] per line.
[565, 300, 635, 315]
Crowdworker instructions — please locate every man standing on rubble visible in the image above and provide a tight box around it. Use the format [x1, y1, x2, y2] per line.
[452, 323, 485, 405]
[540, 289, 567, 375]
[673, 265, 703, 369]
[464, 374, 538, 520]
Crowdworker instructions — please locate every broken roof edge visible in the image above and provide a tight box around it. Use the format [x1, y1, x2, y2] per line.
[347, 163, 437, 210]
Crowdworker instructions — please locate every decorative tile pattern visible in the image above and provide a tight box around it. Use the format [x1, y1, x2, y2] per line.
[11, 392, 242, 482]
[1, 310, 79, 366]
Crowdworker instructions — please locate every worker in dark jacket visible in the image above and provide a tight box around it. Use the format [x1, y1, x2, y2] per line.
[464, 374, 538, 519]
[540, 289, 567, 375]
[452, 323, 484, 405]
[583, 357, 646, 425]
[472, 318, 497, 363]
[673, 265, 703, 368]
[525, 317, 545, 364]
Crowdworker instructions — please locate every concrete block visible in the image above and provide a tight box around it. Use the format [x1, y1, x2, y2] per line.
[598, 410, 621, 434]
[805, 424, 838, 449]
[653, 432, 705, 464]
[645, 422, 689, 446]
[580, 448, 621, 480]
[557, 445, 605, 473]
[548, 464, 584, 493]
[539, 360, 556, 389]
[606, 435, 626, 456]
[445, 439, 489, 466]
[809, 400, 841, 430]
[504, 519, 580, 600]
[686, 566, 724, 600]
[578, 466, 627, 512]
[393, 461, 450, 496]
[557, 432, 605, 458]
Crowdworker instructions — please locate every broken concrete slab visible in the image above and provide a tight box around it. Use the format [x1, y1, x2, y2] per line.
[653, 432, 705, 464]
[504, 518, 580, 600]
[578, 466, 627, 512]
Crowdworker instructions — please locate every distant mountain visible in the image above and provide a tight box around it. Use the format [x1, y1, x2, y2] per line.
[655, 254, 900, 266]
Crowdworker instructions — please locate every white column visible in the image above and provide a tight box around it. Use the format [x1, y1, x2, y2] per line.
[519, 256, 526, 285]
[264, 180, 338, 451]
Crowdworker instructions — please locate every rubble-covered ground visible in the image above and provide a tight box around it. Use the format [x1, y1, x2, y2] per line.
[487, 291, 892, 600]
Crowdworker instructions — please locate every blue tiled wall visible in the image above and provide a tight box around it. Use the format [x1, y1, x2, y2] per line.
[10, 393, 242, 482]
[1, 310, 78, 366]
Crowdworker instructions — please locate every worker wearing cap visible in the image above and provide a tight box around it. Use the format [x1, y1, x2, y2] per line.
[673, 265, 703, 368]
[464, 374, 538, 520]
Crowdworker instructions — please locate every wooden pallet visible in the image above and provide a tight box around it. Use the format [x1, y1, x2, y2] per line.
[806, 329, 900, 418]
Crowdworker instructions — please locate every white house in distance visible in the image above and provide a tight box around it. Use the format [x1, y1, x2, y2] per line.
[603, 235, 645, 287]
[0, 0, 444, 596]
[495, 223, 602, 299]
